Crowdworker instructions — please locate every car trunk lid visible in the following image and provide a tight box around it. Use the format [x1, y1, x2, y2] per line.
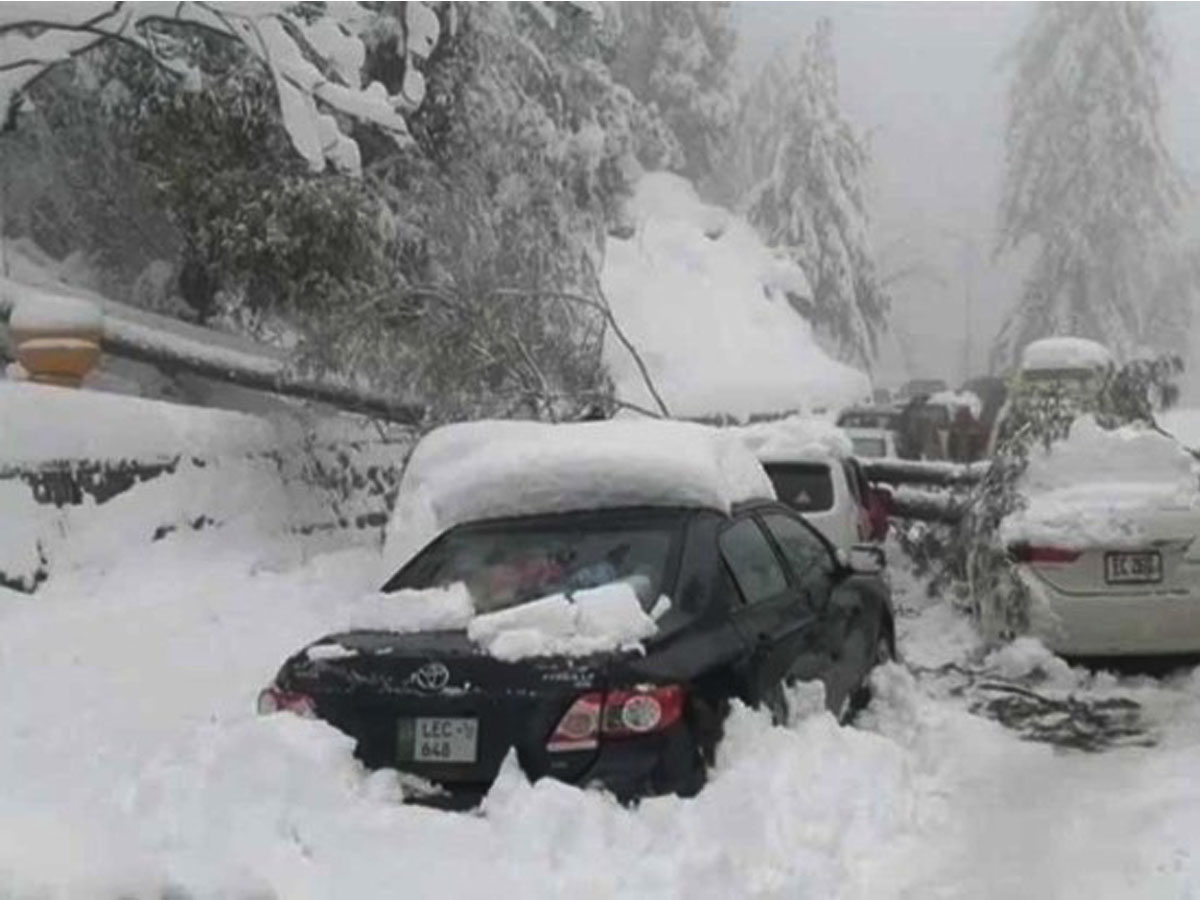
[286, 630, 611, 787]
[1012, 502, 1200, 597]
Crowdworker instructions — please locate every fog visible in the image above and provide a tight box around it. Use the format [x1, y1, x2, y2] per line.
[736, 2, 1200, 391]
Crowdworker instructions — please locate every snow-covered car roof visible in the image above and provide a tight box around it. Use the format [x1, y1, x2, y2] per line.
[381, 419, 775, 577]
[1000, 416, 1200, 549]
[1020, 337, 1113, 373]
[732, 415, 853, 465]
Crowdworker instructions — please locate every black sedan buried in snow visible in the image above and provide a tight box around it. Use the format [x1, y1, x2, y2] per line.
[258, 501, 895, 807]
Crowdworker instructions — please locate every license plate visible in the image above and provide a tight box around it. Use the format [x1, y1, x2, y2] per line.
[398, 717, 479, 763]
[1104, 551, 1162, 585]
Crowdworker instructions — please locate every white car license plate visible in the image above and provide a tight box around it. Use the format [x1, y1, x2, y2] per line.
[1104, 551, 1162, 585]
[400, 717, 479, 763]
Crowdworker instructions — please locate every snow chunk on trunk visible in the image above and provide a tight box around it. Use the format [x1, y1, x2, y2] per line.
[468, 582, 659, 661]
[336, 583, 474, 633]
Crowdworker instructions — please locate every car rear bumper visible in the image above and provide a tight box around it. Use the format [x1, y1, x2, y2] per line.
[1027, 578, 1200, 656]
[402, 724, 702, 809]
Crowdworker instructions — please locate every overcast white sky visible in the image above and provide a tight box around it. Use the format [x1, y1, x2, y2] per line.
[734, 2, 1200, 388]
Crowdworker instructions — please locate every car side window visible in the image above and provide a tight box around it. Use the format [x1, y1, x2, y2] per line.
[719, 518, 789, 605]
[761, 513, 836, 590]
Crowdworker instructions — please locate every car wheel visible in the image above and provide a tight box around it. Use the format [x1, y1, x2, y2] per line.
[756, 681, 790, 727]
[847, 629, 894, 722]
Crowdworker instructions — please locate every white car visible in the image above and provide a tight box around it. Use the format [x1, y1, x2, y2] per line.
[988, 336, 1113, 455]
[734, 417, 875, 552]
[1004, 416, 1200, 656]
[844, 427, 898, 460]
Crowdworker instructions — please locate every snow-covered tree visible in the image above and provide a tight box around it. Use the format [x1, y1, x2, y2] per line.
[0, 2, 441, 175]
[609, 3, 736, 185]
[734, 20, 889, 366]
[994, 3, 1191, 368]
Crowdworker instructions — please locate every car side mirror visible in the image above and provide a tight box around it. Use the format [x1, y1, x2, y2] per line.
[846, 544, 886, 575]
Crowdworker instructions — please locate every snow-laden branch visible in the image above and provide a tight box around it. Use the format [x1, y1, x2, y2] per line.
[0, 1, 441, 174]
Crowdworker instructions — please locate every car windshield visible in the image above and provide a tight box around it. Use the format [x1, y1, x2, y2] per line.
[384, 512, 682, 615]
[851, 436, 887, 458]
[763, 463, 835, 512]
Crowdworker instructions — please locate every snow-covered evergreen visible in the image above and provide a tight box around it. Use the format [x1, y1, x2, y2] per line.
[995, 3, 1191, 367]
[609, 4, 738, 186]
[0, 2, 441, 175]
[734, 20, 889, 368]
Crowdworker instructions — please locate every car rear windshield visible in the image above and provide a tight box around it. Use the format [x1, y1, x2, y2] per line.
[851, 436, 887, 458]
[384, 512, 682, 615]
[763, 463, 834, 513]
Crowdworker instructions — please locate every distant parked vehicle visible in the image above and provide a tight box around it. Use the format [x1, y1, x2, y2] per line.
[845, 427, 898, 460]
[897, 378, 948, 402]
[989, 337, 1114, 455]
[837, 406, 902, 432]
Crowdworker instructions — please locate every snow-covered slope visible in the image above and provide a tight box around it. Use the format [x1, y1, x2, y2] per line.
[601, 173, 870, 421]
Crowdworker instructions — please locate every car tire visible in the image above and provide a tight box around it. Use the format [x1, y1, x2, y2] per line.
[760, 681, 791, 727]
[847, 627, 894, 721]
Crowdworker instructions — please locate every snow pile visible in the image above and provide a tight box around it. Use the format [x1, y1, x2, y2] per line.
[0, 381, 411, 590]
[602, 172, 870, 420]
[467, 582, 661, 661]
[1001, 416, 1200, 548]
[382, 418, 774, 575]
[0, 380, 278, 463]
[981, 637, 1077, 688]
[733, 414, 853, 463]
[1019, 336, 1113, 372]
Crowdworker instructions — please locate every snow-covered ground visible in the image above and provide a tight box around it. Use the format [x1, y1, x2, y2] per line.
[4, 528, 1200, 898]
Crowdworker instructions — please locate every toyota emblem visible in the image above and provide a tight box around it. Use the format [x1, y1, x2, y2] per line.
[411, 661, 451, 691]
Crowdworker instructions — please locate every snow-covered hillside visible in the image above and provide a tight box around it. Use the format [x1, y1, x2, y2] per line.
[602, 173, 871, 421]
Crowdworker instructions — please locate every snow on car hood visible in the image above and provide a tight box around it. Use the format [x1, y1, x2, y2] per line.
[1001, 416, 1200, 548]
[323, 580, 665, 662]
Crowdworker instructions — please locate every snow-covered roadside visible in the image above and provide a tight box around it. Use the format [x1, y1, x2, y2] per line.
[4, 530, 1200, 898]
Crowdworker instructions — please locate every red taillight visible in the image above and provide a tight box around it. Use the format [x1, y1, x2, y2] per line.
[547, 692, 603, 752]
[1009, 544, 1082, 564]
[547, 685, 685, 752]
[256, 685, 316, 718]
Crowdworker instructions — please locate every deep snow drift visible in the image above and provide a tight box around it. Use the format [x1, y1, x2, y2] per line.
[6, 522, 1200, 899]
[601, 173, 870, 421]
